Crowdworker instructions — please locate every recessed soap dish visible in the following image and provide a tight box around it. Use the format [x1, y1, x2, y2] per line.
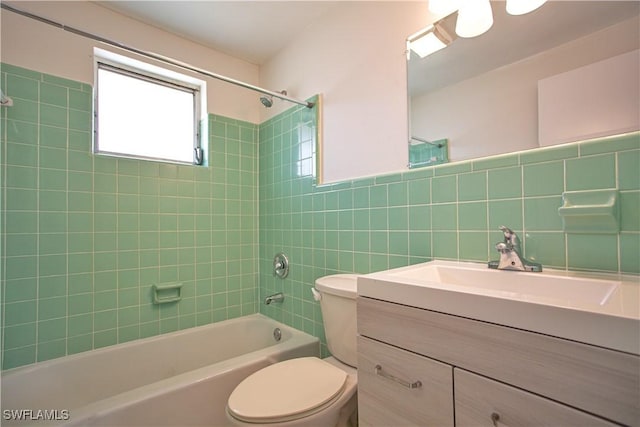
[152, 283, 183, 304]
[557, 189, 619, 234]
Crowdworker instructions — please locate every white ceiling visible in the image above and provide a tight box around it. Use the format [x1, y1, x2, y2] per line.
[97, 1, 343, 65]
[97, 0, 639, 89]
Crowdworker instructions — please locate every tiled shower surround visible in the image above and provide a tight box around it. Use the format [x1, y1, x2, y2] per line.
[1, 64, 259, 369]
[2, 64, 639, 369]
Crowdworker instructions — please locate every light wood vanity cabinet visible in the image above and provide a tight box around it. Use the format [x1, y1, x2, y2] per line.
[358, 336, 454, 427]
[357, 297, 640, 427]
[454, 369, 617, 426]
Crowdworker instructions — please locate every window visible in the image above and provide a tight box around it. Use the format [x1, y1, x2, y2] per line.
[94, 48, 207, 165]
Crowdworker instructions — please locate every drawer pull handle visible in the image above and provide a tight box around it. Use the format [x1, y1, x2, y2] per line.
[374, 364, 422, 389]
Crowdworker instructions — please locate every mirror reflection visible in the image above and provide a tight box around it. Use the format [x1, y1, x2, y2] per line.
[408, 137, 448, 168]
[407, 1, 640, 166]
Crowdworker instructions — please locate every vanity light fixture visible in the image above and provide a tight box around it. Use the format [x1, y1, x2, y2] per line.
[416, 0, 549, 58]
[506, 0, 548, 16]
[427, 0, 548, 40]
[407, 22, 453, 58]
[455, 0, 493, 38]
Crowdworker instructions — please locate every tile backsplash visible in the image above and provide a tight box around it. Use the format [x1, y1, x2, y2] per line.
[2, 63, 639, 369]
[258, 104, 639, 354]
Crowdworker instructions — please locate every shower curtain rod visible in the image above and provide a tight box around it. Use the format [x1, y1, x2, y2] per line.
[1, 3, 315, 108]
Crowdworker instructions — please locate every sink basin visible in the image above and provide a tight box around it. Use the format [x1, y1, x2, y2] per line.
[359, 260, 640, 354]
[387, 262, 619, 306]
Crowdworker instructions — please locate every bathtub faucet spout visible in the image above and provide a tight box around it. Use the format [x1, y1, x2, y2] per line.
[264, 292, 284, 305]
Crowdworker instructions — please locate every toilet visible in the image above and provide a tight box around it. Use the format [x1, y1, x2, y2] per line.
[226, 274, 359, 427]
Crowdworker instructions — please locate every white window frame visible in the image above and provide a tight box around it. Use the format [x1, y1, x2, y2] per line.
[93, 48, 207, 165]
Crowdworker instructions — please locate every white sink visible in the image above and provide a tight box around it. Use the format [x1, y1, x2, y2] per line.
[387, 262, 619, 306]
[359, 260, 640, 354]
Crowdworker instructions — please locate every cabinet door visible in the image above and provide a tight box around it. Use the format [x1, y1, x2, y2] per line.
[358, 297, 639, 426]
[454, 368, 619, 427]
[358, 336, 454, 427]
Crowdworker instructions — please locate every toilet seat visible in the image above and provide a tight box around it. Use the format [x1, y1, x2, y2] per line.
[227, 357, 348, 424]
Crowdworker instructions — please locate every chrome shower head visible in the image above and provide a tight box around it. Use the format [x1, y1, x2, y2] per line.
[260, 94, 273, 108]
[259, 90, 287, 108]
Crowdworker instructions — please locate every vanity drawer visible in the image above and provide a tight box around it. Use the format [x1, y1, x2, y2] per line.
[358, 296, 640, 426]
[357, 336, 454, 427]
[454, 368, 618, 426]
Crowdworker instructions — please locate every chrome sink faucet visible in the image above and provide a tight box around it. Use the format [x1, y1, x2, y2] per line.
[488, 226, 542, 272]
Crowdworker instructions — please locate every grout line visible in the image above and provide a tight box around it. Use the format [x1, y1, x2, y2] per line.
[0, 70, 6, 369]
[33, 74, 42, 364]
[615, 153, 621, 273]
[562, 158, 569, 270]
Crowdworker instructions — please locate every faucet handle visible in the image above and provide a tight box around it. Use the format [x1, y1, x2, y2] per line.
[499, 225, 514, 236]
[498, 226, 520, 248]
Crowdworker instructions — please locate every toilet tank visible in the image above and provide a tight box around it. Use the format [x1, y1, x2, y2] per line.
[314, 274, 359, 368]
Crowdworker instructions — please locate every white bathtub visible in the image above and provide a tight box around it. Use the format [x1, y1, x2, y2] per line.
[1, 314, 319, 426]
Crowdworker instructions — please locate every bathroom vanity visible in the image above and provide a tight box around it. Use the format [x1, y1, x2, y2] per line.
[356, 261, 640, 427]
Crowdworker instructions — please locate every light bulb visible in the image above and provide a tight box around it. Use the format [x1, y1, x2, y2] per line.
[456, 0, 493, 38]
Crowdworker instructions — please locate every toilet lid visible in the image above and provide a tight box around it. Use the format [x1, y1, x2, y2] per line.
[227, 357, 347, 423]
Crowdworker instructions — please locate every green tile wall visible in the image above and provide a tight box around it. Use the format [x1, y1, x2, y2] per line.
[258, 101, 639, 355]
[2, 62, 639, 370]
[1, 64, 259, 370]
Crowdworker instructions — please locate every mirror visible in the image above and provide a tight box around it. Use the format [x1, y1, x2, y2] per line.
[407, 1, 639, 166]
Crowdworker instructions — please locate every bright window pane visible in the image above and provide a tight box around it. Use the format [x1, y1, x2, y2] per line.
[97, 66, 195, 163]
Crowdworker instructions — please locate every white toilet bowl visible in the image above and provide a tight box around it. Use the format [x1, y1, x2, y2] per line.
[226, 357, 357, 427]
[226, 274, 359, 427]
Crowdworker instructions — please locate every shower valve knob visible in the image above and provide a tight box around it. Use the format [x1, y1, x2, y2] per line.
[273, 253, 289, 279]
